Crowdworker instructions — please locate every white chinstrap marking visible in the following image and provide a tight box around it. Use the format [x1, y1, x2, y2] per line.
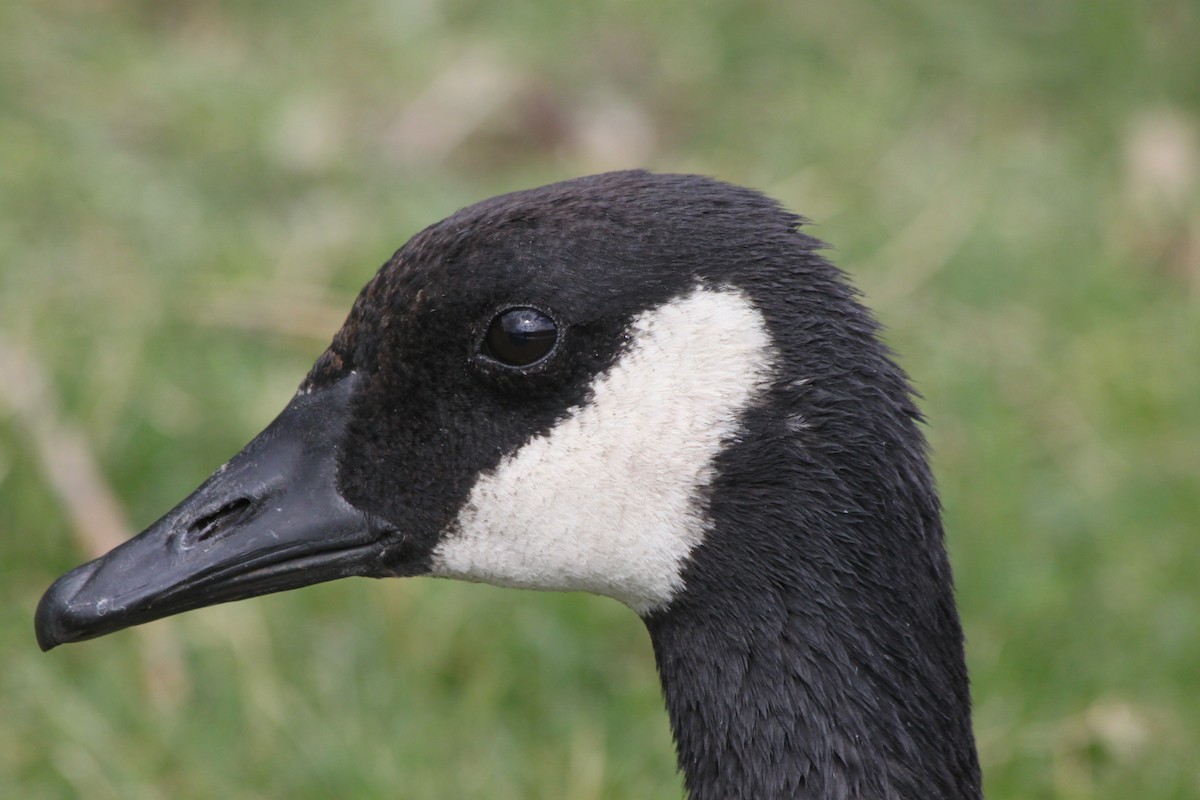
[430, 287, 774, 613]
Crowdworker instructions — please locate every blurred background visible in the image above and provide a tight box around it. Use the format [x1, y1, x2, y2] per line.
[3, 1, 1198, 797]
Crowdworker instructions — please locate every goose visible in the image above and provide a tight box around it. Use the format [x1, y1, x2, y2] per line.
[36, 170, 982, 799]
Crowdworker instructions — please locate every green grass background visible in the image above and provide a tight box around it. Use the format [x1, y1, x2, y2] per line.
[3, 1, 1198, 797]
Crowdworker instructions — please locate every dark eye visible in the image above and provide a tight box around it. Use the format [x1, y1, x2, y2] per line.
[483, 307, 558, 367]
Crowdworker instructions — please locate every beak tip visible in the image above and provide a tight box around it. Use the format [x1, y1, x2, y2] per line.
[35, 621, 61, 652]
[35, 560, 101, 651]
[35, 593, 67, 652]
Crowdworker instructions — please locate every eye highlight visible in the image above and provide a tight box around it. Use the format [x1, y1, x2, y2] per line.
[483, 307, 559, 367]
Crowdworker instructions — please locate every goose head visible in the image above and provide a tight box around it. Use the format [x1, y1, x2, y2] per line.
[36, 171, 981, 799]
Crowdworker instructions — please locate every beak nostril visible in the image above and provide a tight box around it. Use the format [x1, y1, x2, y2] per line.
[185, 497, 256, 546]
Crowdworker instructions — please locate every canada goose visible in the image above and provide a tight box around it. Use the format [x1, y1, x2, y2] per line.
[36, 171, 982, 799]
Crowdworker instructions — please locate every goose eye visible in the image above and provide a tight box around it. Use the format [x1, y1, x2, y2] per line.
[483, 307, 558, 366]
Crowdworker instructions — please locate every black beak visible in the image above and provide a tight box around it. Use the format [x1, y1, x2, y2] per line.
[35, 374, 401, 651]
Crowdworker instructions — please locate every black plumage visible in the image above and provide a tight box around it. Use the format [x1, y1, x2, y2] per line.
[37, 171, 981, 799]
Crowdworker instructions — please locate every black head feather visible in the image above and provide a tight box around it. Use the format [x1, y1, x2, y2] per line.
[314, 171, 981, 797]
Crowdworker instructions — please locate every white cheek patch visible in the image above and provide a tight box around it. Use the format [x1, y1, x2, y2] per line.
[430, 287, 774, 613]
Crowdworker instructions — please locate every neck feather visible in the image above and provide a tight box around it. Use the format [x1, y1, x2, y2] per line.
[643, 405, 982, 800]
[645, 581, 981, 799]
